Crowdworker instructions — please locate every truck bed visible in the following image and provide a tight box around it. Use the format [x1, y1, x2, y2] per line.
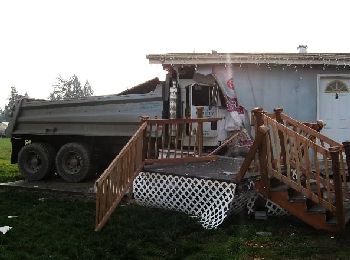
[7, 88, 163, 137]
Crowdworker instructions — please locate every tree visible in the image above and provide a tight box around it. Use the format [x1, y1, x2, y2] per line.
[0, 107, 4, 122]
[49, 75, 94, 101]
[4, 86, 26, 121]
[83, 80, 94, 97]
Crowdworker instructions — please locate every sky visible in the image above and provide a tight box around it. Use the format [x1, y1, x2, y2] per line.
[1, 0, 350, 108]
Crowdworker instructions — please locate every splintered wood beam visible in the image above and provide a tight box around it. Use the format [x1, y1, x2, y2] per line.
[235, 126, 269, 183]
[209, 131, 240, 156]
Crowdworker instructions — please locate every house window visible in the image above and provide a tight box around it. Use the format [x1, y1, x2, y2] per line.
[325, 80, 349, 93]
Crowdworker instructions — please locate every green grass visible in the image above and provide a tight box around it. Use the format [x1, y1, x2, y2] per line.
[1, 137, 350, 259]
[0, 138, 20, 182]
[1, 189, 350, 259]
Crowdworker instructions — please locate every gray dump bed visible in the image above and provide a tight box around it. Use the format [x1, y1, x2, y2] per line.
[7, 88, 163, 138]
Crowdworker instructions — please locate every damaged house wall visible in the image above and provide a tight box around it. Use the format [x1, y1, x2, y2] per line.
[195, 64, 350, 122]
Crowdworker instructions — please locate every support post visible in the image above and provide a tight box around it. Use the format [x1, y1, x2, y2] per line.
[236, 126, 269, 183]
[342, 141, 350, 179]
[251, 107, 264, 137]
[251, 108, 270, 198]
[259, 125, 270, 198]
[196, 107, 204, 156]
[140, 116, 149, 161]
[274, 107, 286, 166]
[329, 146, 345, 229]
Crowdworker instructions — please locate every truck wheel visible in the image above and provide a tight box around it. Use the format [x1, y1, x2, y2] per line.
[18, 143, 55, 181]
[55, 142, 93, 182]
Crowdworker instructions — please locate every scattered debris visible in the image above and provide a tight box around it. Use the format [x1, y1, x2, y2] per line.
[0, 226, 12, 234]
[38, 198, 45, 202]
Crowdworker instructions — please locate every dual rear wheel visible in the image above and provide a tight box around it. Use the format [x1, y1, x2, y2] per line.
[18, 142, 94, 182]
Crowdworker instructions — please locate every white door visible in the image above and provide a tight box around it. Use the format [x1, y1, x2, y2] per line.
[318, 76, 350, 142]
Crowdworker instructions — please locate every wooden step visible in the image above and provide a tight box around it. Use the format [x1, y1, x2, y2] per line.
[270, 184, 289, 192]
[269, 190, 339, 232]
[289, 193, 307, 203]
[307, 205, 326, 214]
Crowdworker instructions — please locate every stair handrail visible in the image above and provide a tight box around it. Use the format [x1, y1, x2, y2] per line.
[95, 120, 147, 231]
[261, 112, 349, 217]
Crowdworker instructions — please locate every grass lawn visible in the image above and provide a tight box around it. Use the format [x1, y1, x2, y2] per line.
[1, 137, 350, 259]
[0, 138, 20, 183]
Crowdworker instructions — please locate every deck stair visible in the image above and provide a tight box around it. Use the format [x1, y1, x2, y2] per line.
[238, 107, 350, 232]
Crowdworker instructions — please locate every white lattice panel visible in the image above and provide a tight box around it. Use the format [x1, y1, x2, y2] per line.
[133, 172, 247, 229]
[246, 192, 288, 216]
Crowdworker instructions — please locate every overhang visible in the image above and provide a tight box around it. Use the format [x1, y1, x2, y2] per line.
[147, 53, 350, 66]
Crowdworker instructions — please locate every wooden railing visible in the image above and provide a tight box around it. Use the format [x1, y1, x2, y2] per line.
[95, 121, 147, 231]
[259, 108, 349, 228]
[95, 110, 222, 231]
[238, 107, 350, 228]
[143, 116, 220, 165]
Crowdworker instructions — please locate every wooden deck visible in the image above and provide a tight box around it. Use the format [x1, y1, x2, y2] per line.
[144, 156, 259, 182]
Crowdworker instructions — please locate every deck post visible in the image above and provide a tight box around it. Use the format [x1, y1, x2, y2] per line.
[140, 116, 149, 161]
[274, 107, 286, 166]
[329, 146, 345, 229]
[196, 107, 204, 156]
[342, 141, 350, 179]
[252, 107, 270, 198]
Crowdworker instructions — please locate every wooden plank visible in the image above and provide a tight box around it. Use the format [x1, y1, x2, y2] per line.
[271, 121, 281, 175]
[188, 122, 192, 154]
[161, 124, 165, 159]
[154, 122, 159, 160]
[180, 123, 184, 158]
[304, 143, 312, 190]
[259, 128, 270, 198]
[147, 123, 152, 159]
[209, 131, 240, 156]
[323, 152, 332, 204]
[283, 127, 291, 180]
[313, 143, 322, 202]
[174, 123, 179, 159]
[274, 108, 286, 165]
[167, 123, 172, 158]
[236, 127, 266, 182]
[329, 147, 345, 229]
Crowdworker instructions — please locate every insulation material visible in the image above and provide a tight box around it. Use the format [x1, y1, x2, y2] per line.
[0, 226, 12, 234]
[210, 67, 253, 147]
[133, 172, 253, 229]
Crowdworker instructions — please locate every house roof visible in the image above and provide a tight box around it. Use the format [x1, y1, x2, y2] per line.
[147, 53, 350, 66]
[117, 77, 160, 95]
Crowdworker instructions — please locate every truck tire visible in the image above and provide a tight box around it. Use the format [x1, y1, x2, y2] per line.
[55, 142, 93, 182]
[18, 143, 55, 181]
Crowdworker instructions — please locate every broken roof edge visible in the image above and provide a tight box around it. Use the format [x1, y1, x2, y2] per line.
[146, 53, 350, 66]
[117, 77, 160, 96]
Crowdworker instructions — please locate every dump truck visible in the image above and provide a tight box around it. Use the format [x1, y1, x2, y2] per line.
[6, 74, 244, 182]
